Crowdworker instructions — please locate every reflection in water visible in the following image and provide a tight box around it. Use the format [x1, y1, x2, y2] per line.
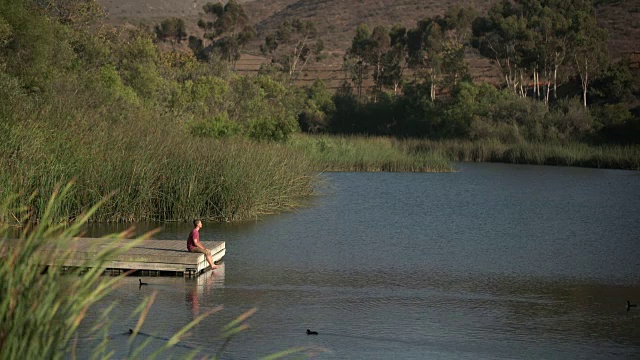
[187, 265, 225, 318]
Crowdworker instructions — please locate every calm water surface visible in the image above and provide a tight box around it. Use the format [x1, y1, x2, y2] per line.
[79, 163, 640, 359]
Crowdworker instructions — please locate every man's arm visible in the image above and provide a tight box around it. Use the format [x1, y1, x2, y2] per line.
[194, 236, 207, 250]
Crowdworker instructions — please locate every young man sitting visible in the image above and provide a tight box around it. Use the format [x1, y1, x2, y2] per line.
[187, 219, 219, 270]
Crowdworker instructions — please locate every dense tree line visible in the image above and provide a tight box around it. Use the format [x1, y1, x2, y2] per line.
[149, 0, 638, 144]
[3, 0, 638, 147]
[299, 0, 639, 144]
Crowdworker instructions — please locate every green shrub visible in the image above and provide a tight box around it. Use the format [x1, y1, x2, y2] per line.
[298, 80, 335, 133]
[98, 64, 140, 106]
[155, 18, 187, 43]
[190, 113, 242, 138]
[546, 98, 594, 140]
[231, 75, 301, 141]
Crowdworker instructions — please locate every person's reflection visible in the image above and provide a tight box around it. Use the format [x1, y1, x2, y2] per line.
[186, 264, 225, 317]
[187, 285, 200, 317]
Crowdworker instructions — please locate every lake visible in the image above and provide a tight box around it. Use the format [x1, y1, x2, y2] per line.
[79, 162, 640, 359]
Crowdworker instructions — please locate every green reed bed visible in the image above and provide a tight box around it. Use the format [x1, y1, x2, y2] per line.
[403, 139, 640, 170]
[0, 114, 317, 223]
[290, 134, 454, 172]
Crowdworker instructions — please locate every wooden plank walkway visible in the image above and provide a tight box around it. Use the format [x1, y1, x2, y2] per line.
[50, 238, 226, 277]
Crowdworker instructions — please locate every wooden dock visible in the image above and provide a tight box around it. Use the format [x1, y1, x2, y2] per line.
[49, 238, 226, 277]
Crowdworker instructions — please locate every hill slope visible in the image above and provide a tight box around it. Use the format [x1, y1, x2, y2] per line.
[97, 0, 640, 89]
[98, 0, 640, 55]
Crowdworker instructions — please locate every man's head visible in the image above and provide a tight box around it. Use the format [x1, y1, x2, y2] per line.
[193, 219, 202, 229]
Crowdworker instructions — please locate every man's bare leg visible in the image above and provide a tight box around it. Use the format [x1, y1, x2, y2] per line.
[206, 252, 219, 270]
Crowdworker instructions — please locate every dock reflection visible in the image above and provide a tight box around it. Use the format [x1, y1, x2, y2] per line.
[187, 264, 225, 317]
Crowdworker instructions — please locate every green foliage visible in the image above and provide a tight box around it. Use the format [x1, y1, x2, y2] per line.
[155, 17, 187, 43]
[290, 134, 453, 172]
[406, 138, 640, 170]
[329, 78, 608, 144]
[590, 60, 636, 105]
[230, 75, 302, 142]
[0, 0, 75, 90]
[98, 64, 140, 106]
[180, 75, 229, 118]
[298, 80, 335, 133]
[545, 97, 594, 139]
[593, 103, 633, 128]
[190, 113, 242, 138]
[0, 0, 317, 223]
[570, 6, 609, 107]
[261, 18, 324, 81]
[407, 6, 475, 100]
[0, 14, 12, 46]
[592, 103, 640, 144]
[198, 0, 254, 65]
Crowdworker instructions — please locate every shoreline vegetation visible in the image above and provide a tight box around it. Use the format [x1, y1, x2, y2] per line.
[291, 135, 454, 172]
[293, 135, 640, 172]
[404, 138, 640, 170]
[1, 0, 639, 225]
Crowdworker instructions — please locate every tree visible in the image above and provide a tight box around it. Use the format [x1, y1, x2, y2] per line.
[385, 25, 408, 95]
[440, 6, 476, 88]
[32, 0, 105, 30]
[472, 0, 531, 97]
[528, 6, 569, 103]
[344, 24, 408, 101]
[261, 19, 324, 82]
[188, 35, 206, 61]
[298, 79, 335, 133]
[569, 9, 608, 107]
[473, 0, 609, 107]
[408, 7, 474, 101]
[366, 26, 390, 102]
[197, 1, 255, 66]
[590, 60, 636, 105]
[155, 18, 187, 43]
[343, 23, 372, 98]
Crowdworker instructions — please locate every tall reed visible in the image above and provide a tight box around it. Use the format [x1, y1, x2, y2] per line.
[0, 99, 318, 223]
[0, 184, 144, 358]
[290, 134, 454, 172]
[403, 139, 640, 170]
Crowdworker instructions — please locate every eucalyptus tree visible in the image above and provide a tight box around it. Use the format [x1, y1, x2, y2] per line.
[528, 6, 569, 103]
[569, 8, 608, 107]
[155, 18, 186, 43]
[472, 0, 531, 97]
[197, 0, 255, 66]
[407, 17, 444, 101]
[385, 25, 408, 95]
[344, 23, 372, 98]
[367, 26, 392, 102]
[260, 18, 324, 82]
[440, 6, 476, 87]
[407, 6, 475, 101]
[473, 0, 608, 106]
[344, 23, 406, 101]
